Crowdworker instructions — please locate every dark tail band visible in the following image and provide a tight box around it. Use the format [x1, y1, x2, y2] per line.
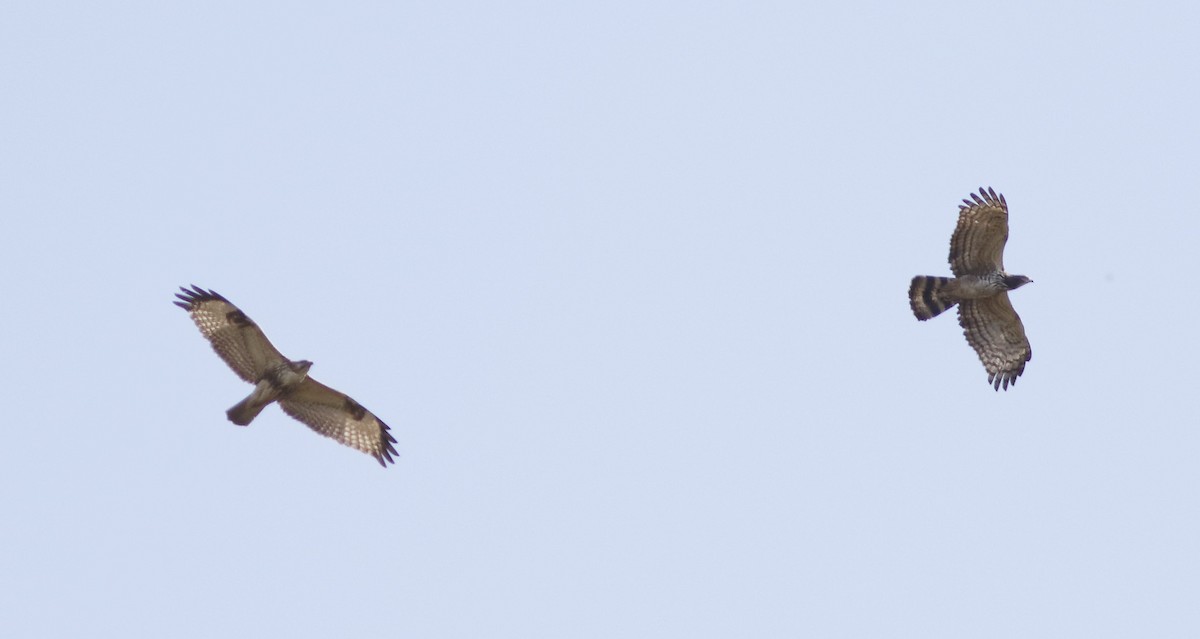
[909, 276, 956, 320]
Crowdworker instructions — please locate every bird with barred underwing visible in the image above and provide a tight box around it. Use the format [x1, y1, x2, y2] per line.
[175, 285, 398, 466]
[908, 187, 1033, 391]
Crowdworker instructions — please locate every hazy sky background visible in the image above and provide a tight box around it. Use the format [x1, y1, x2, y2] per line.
[2, 1, 1198, 637]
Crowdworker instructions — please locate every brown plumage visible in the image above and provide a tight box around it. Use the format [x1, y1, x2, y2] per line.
[908, 188, 1033, 390]
[175, 285, 398, 466]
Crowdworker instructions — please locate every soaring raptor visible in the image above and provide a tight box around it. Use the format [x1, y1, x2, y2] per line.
[908, 187, 1033, 390]
[175, 285, 398, 466]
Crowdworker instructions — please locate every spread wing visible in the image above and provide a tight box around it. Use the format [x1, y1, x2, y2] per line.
[278, 378, 399, 467]
[174, 285, 287, 383]
[948, 187, 1009, 277]
[958, 293, 1031, 391]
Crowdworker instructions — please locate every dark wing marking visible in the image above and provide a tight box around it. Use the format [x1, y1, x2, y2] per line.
[948, 187, 1009, 277]
[174, 285, 288, 383]
[957, 293, 1031, 391]
[278, 378, 398, 467]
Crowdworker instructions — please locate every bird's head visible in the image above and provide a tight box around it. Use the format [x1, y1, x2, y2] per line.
[290, 360, 314, 375]
[1004, 274, 1033, 290]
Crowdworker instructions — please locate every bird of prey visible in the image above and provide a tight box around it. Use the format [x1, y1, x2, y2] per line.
[908, 187, 1033, 390]
[175, 285, 398, 466]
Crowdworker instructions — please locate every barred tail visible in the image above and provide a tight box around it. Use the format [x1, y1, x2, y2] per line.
[909, 276, 957, 320]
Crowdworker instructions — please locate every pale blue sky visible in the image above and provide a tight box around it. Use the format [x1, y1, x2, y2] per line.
[2, 1, 1198, 637]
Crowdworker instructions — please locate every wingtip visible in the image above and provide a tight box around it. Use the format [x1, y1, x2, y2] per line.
[375, 447, 398, 468]
[962, 186, 1006, 211]
[980, 186, 1005, 206]
[375, 420, 399, 467]
[174, 285, 230, 308]
[989, 371, 1020, 391]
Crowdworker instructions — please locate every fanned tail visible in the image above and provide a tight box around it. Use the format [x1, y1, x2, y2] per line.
[909, 276, 957, 320]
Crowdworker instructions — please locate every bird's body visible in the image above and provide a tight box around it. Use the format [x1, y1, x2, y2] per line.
[175, 286, 398, 466]
[908, 188, 1033, 390]
[226, 360, 312, 425]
